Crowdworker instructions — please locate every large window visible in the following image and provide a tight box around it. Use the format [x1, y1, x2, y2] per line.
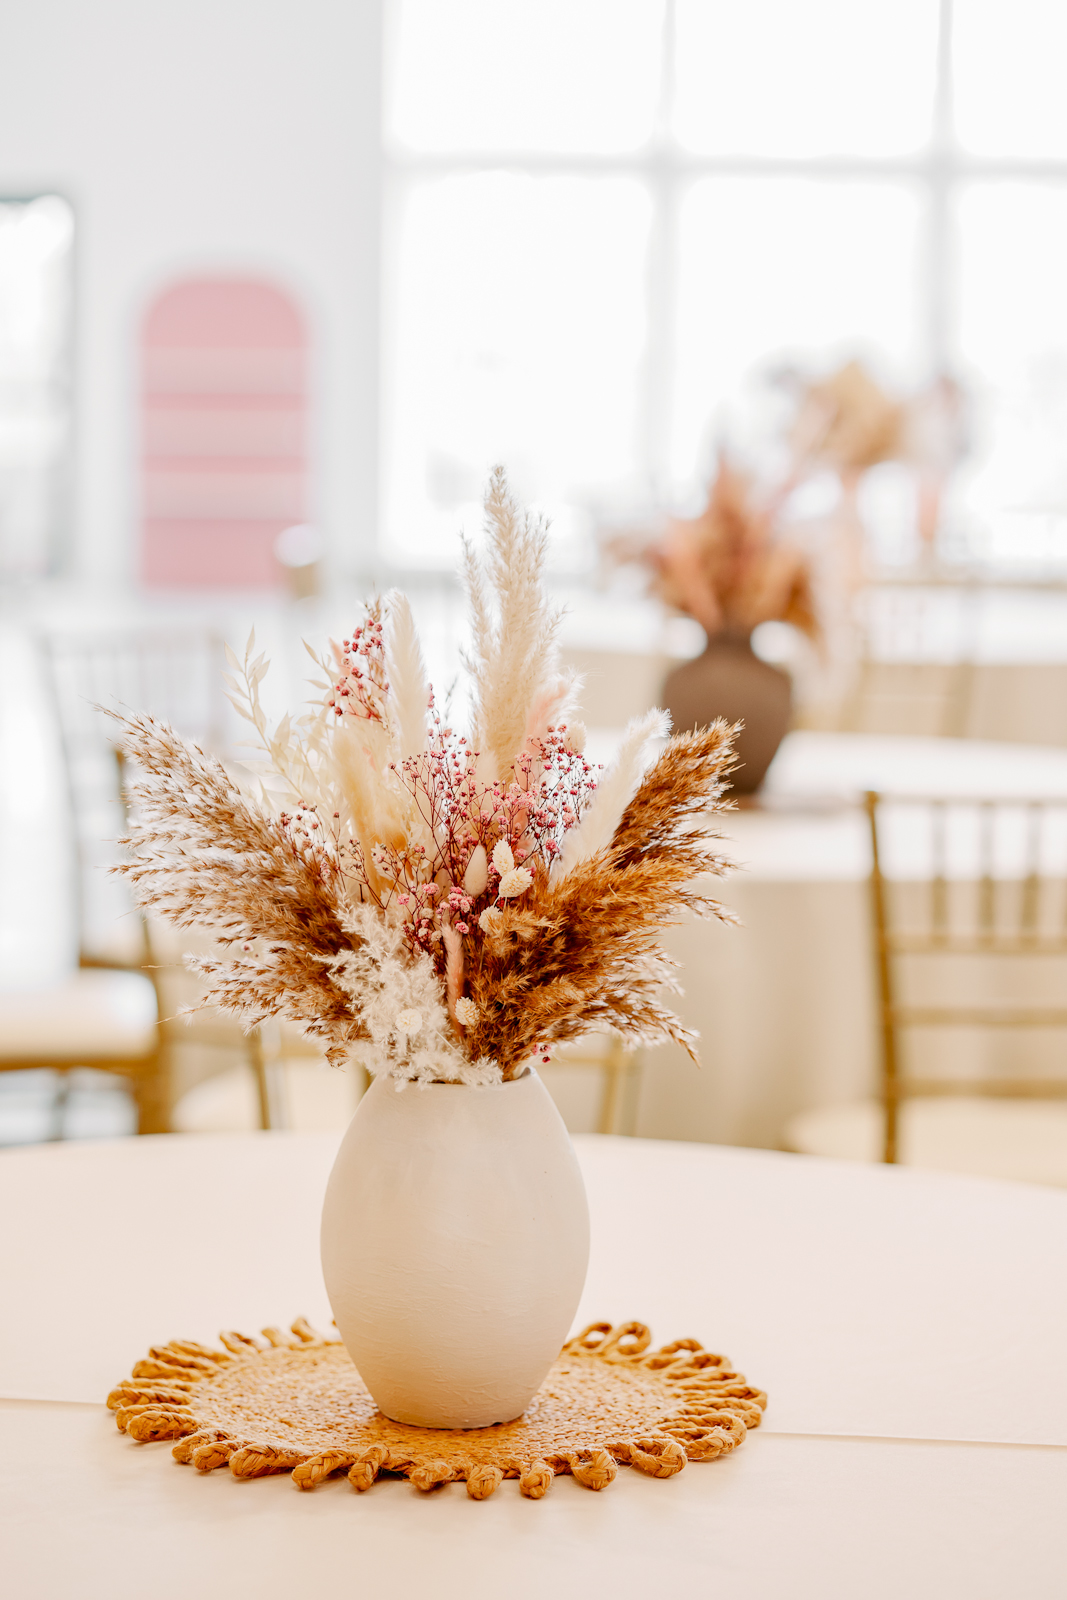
[382, 0, 1067, 574]
[0, 196, 73, 579]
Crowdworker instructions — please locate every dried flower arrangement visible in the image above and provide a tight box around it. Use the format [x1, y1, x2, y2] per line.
[782, 359, 969, 549]
[786, 359, 906, 481]
[114, 471, 737, 1090]
[610, 453, 820, 644]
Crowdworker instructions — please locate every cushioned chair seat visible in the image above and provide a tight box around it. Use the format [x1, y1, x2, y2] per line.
[172, 1059, 361, 1134]
[785, 1097, 1067, 1188]
[0, 970, 158, 1061]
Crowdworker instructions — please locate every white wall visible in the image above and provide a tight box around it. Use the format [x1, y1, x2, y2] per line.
[0, 0, 383, 584]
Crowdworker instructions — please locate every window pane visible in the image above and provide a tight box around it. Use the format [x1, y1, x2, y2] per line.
[953, 183, 1067, 565]
[673, 0, 938, 157]
[387, 0, 664, 154]
[0, 196, 73, 578]
[954, 0, 1067, 159]
[671, 178, 925, 488]
[383, 174, 651, 566]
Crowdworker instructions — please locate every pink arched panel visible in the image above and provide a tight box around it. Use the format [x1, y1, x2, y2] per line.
[140, 278, 307, 588]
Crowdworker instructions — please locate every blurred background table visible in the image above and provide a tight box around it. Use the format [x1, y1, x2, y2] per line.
[630, 730, 1067, 1152]
[2, 1131, 1066, 1598]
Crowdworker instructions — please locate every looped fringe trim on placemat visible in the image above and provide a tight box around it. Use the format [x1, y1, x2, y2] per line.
[108, 1319, 767, 1500]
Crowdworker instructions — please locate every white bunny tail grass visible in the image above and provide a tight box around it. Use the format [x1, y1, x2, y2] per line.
[553, 708, 669, 881]
[383, 590, 430, 760]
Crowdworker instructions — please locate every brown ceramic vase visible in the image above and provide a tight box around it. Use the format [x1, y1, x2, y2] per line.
[661, 628, 791, 796]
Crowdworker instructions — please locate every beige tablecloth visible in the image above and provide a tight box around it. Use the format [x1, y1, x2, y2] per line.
[2, 1132, 1066, 1597]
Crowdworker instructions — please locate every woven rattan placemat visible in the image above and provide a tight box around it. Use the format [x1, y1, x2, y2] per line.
[109, 1318, 767, 1500]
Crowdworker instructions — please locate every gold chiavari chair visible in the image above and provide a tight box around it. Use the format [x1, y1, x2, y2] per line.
[787, 789, 1067, 1183]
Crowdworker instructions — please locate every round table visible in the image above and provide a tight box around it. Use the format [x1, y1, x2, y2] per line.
[2, 1131, 1066, 1597]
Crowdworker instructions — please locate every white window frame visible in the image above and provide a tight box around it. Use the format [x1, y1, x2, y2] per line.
[0, 192, 75, 579]
[381, 0, 1067, 565]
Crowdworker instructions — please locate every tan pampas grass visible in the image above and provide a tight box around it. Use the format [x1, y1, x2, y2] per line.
[463, 466, 569, 784]
[111, 472, 739, 1090]
[112, 711, 365, 1065]
[190, 947, 360, 1066]
[611, 721, 739, 869]
[114, 713, 349, 953]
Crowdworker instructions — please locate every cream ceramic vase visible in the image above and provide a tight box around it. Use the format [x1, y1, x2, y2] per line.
[320, 1068, 590, 1429]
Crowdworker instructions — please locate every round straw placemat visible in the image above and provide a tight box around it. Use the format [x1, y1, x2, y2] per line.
[109, 1318, 767, 1500]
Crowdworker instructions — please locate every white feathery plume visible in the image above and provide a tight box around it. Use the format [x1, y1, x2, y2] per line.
[327, 716, 406, 891]
[383, 590, 430, 760]
[552, 708, 669, 881]
[462, 467, 563, 783]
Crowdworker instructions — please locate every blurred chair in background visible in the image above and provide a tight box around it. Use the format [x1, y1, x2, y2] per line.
[174, 1032, 637, 1139]
[0, 962, 164, 1137]
[540, 1034, 640, 1137]
[5, 627, 257, 1136]
[171, 1021, 364, 1135]
[841, 577, 1067, 746]
[42, 624, 361, 1135]
[787, 790, 1067, 1185]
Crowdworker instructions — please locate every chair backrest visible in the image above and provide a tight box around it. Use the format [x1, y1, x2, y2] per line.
[866, 789, 1067, 1161]
[541, 1034, 638, 1136]
[39, 627, 229, 965]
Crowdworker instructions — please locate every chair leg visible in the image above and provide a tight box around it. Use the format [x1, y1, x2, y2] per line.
[49, 1069, 71, 1142]
[131, 1066, 170, 1135]
[616, 1051, 639, 1137]
[883, 1094, 899, 1165]
[598, 1045, 628, 1136]
[248, 1027, 273, 1130]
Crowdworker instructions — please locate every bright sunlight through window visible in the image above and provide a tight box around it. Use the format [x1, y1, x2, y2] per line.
[382, 0, 1067, 574]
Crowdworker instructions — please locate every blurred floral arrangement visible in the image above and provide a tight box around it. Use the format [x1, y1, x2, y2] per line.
[612, 454, 821, 644]
[781, 359, 969, 549]
[610, 360, 969, 653]
[114, 472, 736, 1088]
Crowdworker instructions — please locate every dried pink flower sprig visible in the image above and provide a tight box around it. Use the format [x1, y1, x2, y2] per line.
[326, 615, 391, 723]
[114, 469, 737, 1086]
[365, 713, 599, 956]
